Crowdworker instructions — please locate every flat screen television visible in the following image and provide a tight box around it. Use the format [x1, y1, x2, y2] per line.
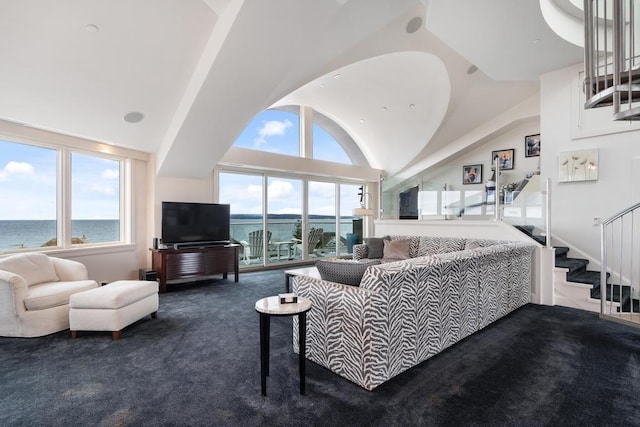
[161, 201, 230, 246]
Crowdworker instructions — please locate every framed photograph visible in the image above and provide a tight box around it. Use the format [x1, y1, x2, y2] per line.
[491, 149, 515, 170]
[525, 134, 540, 157]
[558, 148, 598, 182]
[462, 164, 482, 184]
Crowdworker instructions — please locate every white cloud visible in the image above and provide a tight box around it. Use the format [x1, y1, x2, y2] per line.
[101, 168, 119, 179]
[254, 119, 293, 147]
[89, 183, 115, 195]
[268, 180, 295, 199]
[0, 161, 35, 180]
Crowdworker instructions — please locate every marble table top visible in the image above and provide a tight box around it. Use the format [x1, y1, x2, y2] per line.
[255, 296, 311, 315]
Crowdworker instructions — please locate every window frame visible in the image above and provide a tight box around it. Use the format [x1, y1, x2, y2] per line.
[0, 133, 134, 255]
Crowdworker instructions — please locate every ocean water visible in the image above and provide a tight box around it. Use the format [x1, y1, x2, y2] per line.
[0, 220, 120, 251]
[0, 218, 356, 251]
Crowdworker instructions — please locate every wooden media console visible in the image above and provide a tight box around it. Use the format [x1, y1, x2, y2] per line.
[150, 244, 240, 292]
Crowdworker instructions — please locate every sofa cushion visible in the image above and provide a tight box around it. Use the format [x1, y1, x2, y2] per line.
[0, 253, 59, 286]
[315, 258, 381, 286]
[364, 236, 390, 259]
[24, 280, 99, 311]
[383, 239, 411, 262]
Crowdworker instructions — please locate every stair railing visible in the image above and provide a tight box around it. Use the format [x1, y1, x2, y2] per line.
[584, 0, 640, 121]
[600, 201, 640, 319]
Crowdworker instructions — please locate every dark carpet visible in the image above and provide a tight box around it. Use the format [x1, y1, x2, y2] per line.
[2, 268, 640, 426]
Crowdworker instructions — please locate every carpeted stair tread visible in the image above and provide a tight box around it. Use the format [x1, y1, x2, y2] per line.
[591, 283, 632, 308]
[567, 269, 601, 286]
[516, 227, 640, 313]
[555, 257, 589, 273]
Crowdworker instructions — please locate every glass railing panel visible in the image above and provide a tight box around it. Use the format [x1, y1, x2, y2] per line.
[500, 175, 547, 242]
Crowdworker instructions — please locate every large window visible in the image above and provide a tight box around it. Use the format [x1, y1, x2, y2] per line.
[267, 177, 302, 264]
[0, 140, 57, 250]
[71, 153, 121, 245]
[222, 104, 375, 267]
[218, 170, 365, 267]
[0, 138, 124, 251]
[309, 181, 336, 258]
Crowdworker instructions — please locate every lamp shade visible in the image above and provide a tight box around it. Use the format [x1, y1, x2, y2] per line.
[353, 207, 374, 217]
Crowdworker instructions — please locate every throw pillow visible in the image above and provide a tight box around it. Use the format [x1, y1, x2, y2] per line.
[315, 258, 381, 286]
[364, 236, 390, 259]
[464, 240, 482, 250]
[383, 239, 411, 261]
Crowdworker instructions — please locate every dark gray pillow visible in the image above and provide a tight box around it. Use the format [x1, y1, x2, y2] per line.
[364, 236, 390, 259]
[315, 259, 381, 286]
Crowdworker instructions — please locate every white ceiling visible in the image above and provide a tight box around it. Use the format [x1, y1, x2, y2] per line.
[0, 0, 584, 181]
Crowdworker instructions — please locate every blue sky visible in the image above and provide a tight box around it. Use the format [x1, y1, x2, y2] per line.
[0, 139, 120, 220]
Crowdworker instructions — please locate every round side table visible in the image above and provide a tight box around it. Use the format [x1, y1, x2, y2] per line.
[255, 296, 312, 396]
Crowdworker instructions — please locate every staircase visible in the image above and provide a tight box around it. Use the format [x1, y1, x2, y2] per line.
[584, 0, 640, 121]
[515, 225, 640, 313]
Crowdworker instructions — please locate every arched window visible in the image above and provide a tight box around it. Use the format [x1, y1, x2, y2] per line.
[233, 106, 366, 167]
[233, 109, 300, 157]
[312, 123, 350, 164]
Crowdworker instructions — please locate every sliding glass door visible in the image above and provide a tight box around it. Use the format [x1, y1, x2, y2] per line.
[219, 170, 366, 267]
[266, 176, 301, 264]
[218, 172, 265, 266]
[308, 181, 336, 258]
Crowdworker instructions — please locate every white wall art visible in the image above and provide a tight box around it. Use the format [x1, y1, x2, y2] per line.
[558, 148, 598, 182]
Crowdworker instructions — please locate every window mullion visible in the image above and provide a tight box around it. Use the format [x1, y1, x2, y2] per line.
[60, 148, 72, 248]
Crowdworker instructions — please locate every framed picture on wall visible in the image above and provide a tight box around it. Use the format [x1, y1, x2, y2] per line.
[525, 134, 541, 157]
[491, 149, 515, 170]
[462, 164, 482, 184]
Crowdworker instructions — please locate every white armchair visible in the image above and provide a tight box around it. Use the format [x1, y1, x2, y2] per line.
[0, 253, 99, 337]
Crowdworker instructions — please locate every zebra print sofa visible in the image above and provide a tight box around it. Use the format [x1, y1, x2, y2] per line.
[291, 236, 536, 390]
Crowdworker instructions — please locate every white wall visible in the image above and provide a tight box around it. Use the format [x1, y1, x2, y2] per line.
[421, 121, 541, 192]
[541, 63, 640, 264]
[384, 120, 541, 219]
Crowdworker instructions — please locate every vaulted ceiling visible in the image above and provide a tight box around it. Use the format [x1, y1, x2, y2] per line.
[0, 0, 583, 183]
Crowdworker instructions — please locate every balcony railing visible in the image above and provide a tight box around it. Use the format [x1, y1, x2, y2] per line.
[230, 218, 358, 267]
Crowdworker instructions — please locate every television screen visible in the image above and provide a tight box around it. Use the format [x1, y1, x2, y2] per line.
[161, 202, 230, 245]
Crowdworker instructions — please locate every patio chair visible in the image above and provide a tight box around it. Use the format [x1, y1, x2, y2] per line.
[240, 230, 272, 265]
[293, 228, 323, 258]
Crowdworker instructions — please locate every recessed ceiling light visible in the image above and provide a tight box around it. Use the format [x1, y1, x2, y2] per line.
[409, 103, 415, 108]
[123, 112, 144, 123]
[382, 106, 388, 110]
[320, 83, 326, 88]
[360, 119, 365, 123]
[85, 24, 99, 32]
[333, 73, 341, 79]
[532, 38, 540, 44]
[406, 16, 423, 34]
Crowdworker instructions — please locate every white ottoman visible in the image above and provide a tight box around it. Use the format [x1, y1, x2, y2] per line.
[69, 280, 159, 340]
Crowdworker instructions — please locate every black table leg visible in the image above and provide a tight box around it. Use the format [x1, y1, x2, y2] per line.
[259, 313, 270, 396]
[298, 312, 306, 395]
[285, 274, 291, 293]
